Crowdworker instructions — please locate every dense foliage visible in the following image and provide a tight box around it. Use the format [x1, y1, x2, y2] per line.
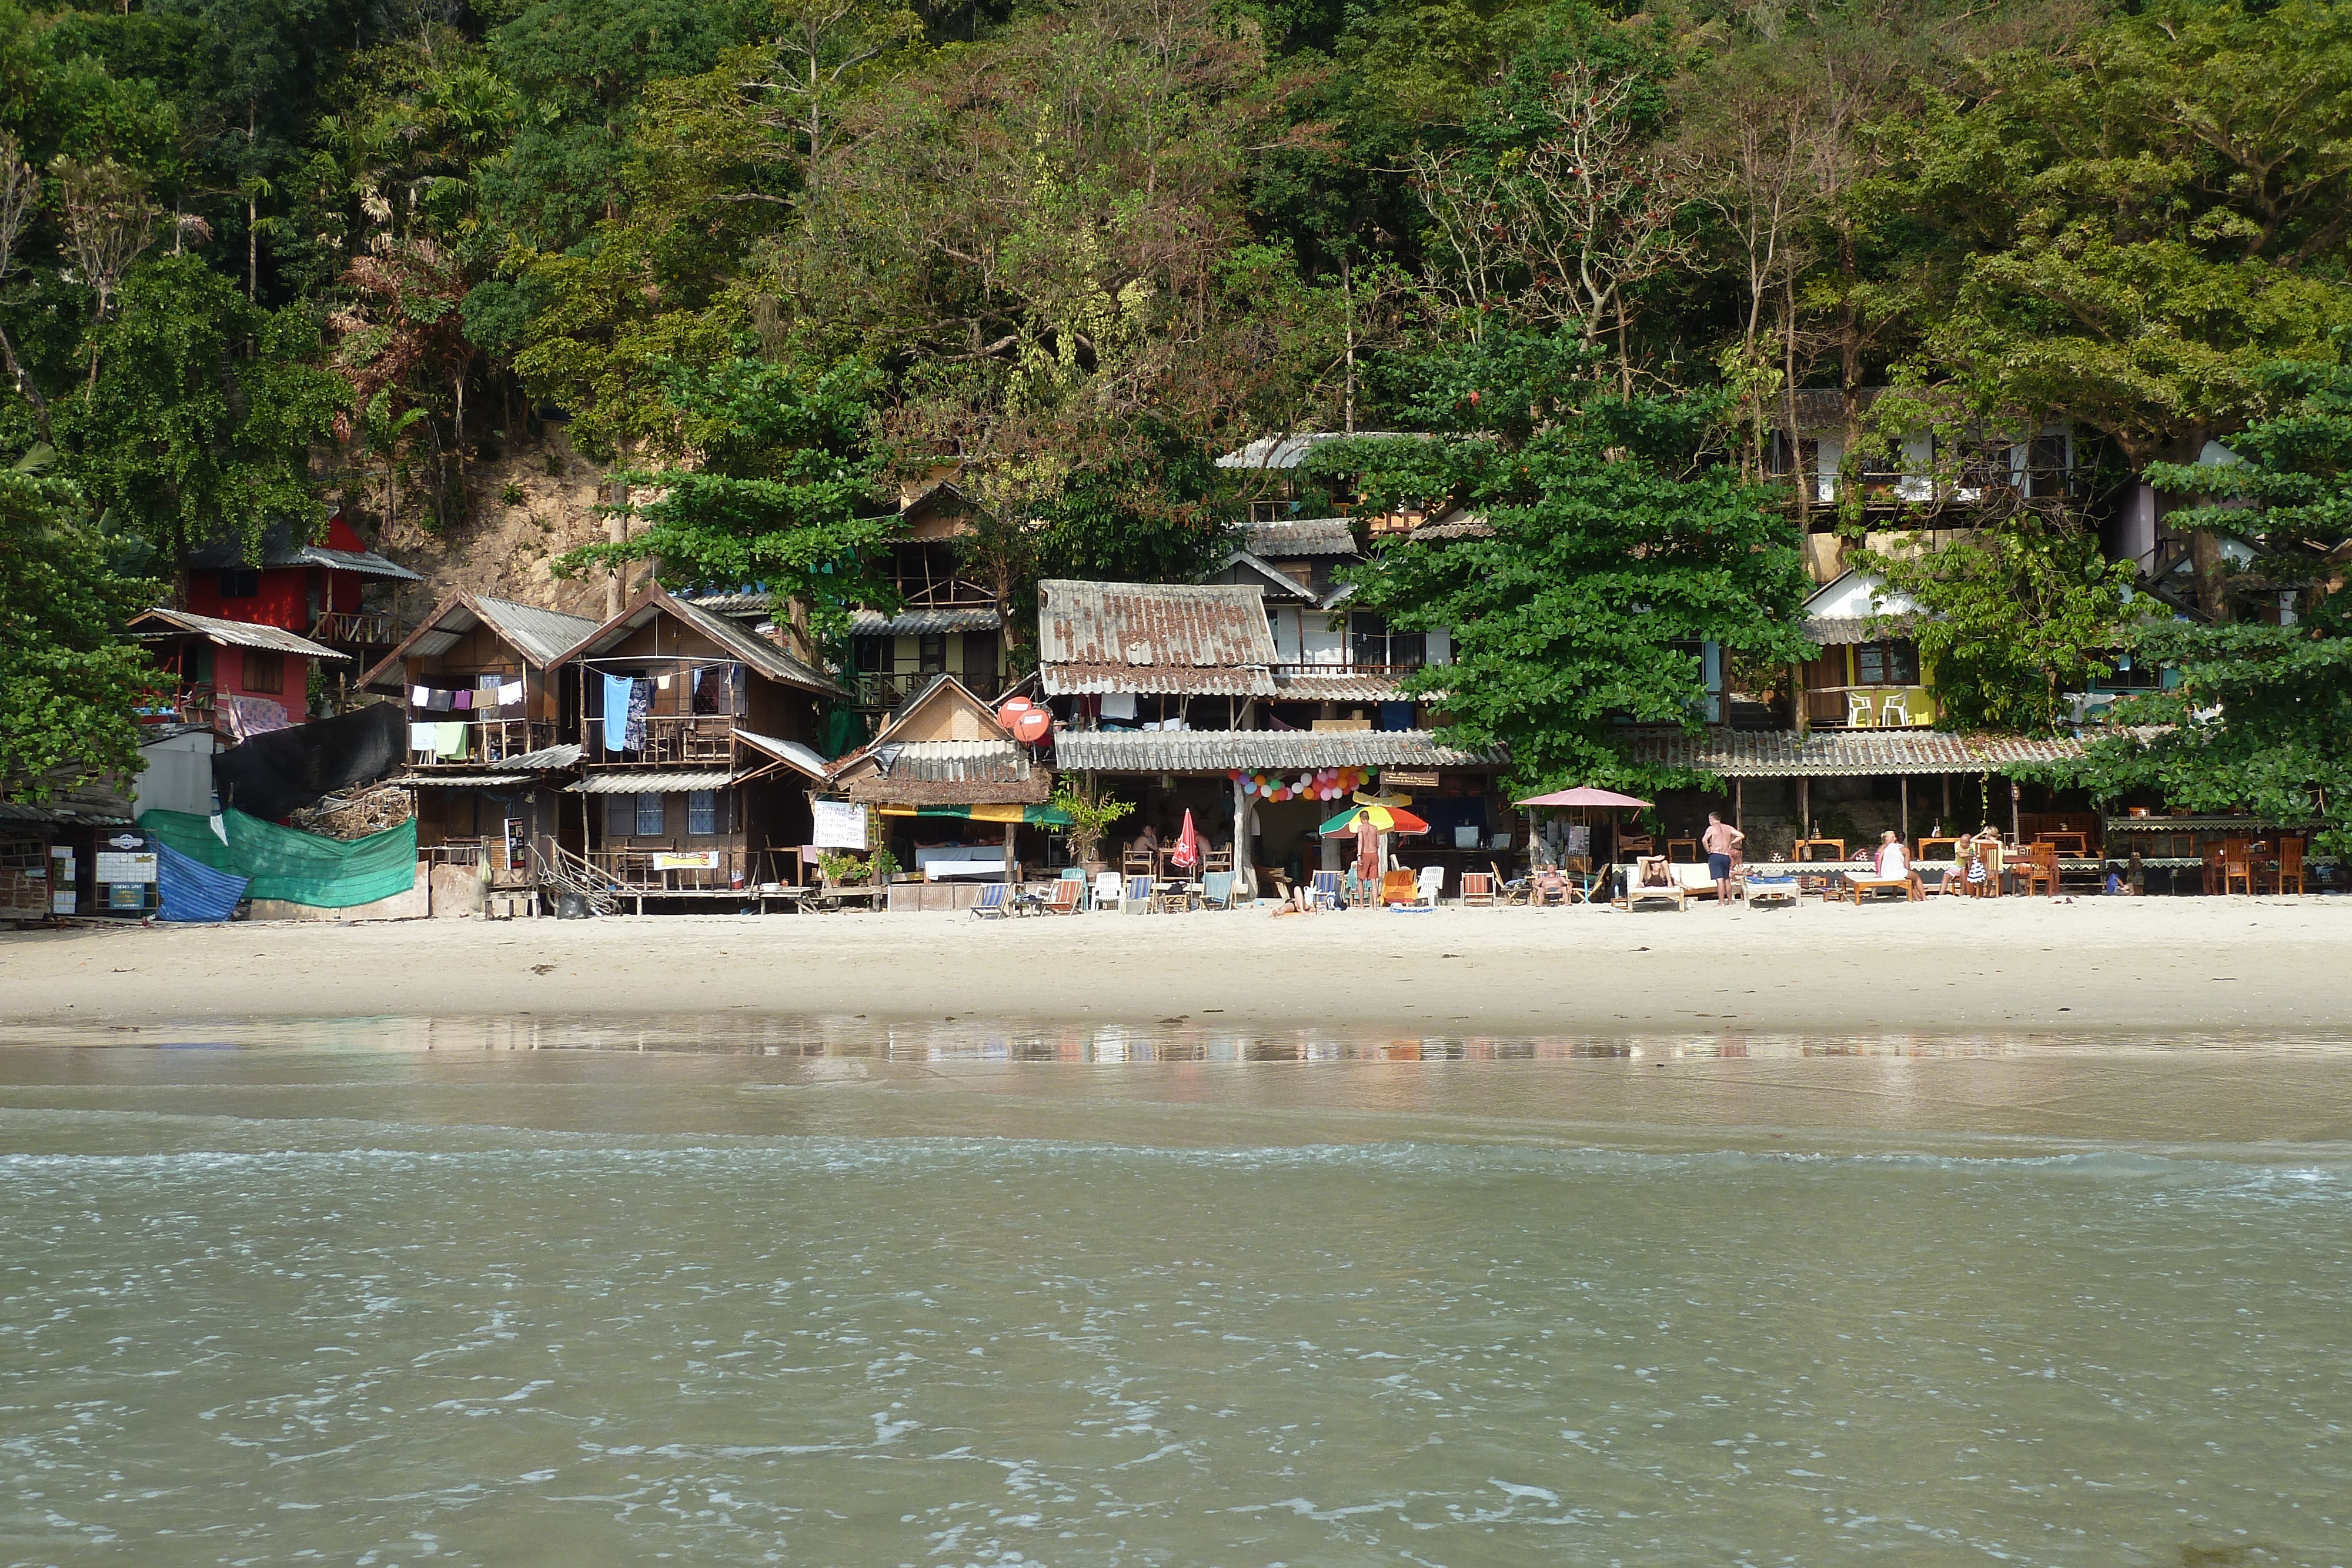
[0, 0, 2347, 800]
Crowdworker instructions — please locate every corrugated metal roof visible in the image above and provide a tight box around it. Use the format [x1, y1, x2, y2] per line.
[503, 743, 583, 771]
[569, 588, 847, 697]
[186, 522, 422, 581]
[1411, 513, 1495, 541]
[1038, 580, 1279, 697]
[873, 738, 1034, 784]
[358, 592, 600, 689]
[1805, 614, 1925, 646]
[1624, 727, 2089, 778]
[733, 729, 830, 780]
[473, 597, 602, 665]
[0, 798, 135, 826]
[568, 770, 742, 794]
[389, 773, 536, 787]
[850, 606, 1003, 635]
[1271, 670, 1413, 703]
[131, 609, 350, 660]
[682, 590, 773, 617]
[1240, 517, 1358, 557]
[1052, 728, 1506, 773]
[1215, 433, 1421, 470]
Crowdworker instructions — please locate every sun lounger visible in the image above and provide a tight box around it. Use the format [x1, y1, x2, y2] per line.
[1743, 872, 1800, 908]
[1613, 857, 1688, 911]
[1041, 877, 1083, 915]
[971, 882, 1011, 918]
[1309, 869, 1343, 911]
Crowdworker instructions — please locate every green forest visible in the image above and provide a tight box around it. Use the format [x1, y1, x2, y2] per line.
[1, 0, 2347, 827]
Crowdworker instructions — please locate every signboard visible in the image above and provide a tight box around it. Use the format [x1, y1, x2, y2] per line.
[652, 850, 721, 871]
[810, 798, 868, 850]
[1382, 770, 1441, 788]
[96, 852, 158, 884]
[108, 884, 148, 910]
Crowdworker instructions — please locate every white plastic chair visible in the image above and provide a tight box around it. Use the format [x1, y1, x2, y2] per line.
[1413, 864, 1446, 907]
[1846, 690, 1877, 727]
[1880, 691, 1911, 726]
[1093, 870, 1124, 911]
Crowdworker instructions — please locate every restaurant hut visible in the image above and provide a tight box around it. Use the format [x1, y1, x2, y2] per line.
[827, 675, 1058, 910]
[356, 591, 603, 905]
[553, 586, 841, 908]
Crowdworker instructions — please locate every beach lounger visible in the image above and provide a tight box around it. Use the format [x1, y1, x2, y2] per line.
[1744, 874, 1799, 908]
[1121, 874, 1155, 914]
[1389, 865, 1444, 910]
[1613, 857, 1688, 911]
[971, 882, 1011, 918]
[1201, 871, 1235, 910]
[1041, 877, 1083, 915]
[1379, 868, 1419, 906]
[1460, 871, 1496, 907]
[1310, 870, 1343, 911]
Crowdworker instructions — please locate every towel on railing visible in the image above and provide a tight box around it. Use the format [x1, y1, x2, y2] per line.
[602, 674, 634, 753]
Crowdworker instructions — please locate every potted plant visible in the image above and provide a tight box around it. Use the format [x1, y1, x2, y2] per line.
[1051, 781, 1134, 872]
[816, 850, 866, 888]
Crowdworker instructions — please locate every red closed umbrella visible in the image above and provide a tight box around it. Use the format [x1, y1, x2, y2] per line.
[1171, 809, 1200, 871]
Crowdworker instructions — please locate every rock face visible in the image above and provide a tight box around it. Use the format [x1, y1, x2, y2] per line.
[370, 426, 656, 618]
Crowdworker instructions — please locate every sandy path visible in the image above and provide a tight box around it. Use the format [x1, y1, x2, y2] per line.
[4, 895, 2347, 1039]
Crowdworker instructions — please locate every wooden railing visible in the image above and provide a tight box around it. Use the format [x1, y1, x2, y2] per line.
[853, 670, 1004, 708]
[588, 845, 750, 891]
[138, 683, 219, 728]
[584, 713, 738, 765]
[406, 718, 557, 764]
[310, 610, 403, 646]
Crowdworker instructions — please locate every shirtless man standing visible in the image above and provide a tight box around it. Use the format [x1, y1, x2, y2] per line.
[1702, 811, 1745, 906]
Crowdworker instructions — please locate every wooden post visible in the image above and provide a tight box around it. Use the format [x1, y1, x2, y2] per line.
[1942, 774, 1952, 831]
[1003, 820, 1018, 886]
[2010, 778, 2022, 842]
[1799, 777, 1810, 840]
[1734, 779, 1744, 834]
[1900, 777, 1910, 845]
[1232, 773, 1254, 900]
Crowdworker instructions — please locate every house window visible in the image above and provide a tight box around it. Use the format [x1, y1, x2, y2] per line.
[918, 634, 947, 675]
[636, 793, 667, 836]
[1351, 613, 1424, 671]
[851, 635, 890, 674]
[688, 789, 733, 835]
[243, 650, 285, 693]
[219, 568, 260, 599]
[962, 631, 997, 682]
[1855, 641, 1919, 686]
[605, 794, 634, 837]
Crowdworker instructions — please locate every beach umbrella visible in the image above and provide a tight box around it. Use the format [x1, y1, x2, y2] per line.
[1171, 808, 1200, 870]
[1318, 804, 1431, 837]
[1513, 786, 1653, 809]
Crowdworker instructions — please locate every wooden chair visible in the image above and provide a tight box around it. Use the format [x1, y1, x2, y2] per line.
[2275, 837, 2307, 895]
[2017, 842, 2059, 897]
[1121, 849, 1154, 880]
[1202, 847, 1233, 874]
[2036, 831, 2089, 855]
[1618, 834, 1655, 859]
[1532, 866, 1573, 907]
[1491, 860, 1530, 905]
[1461, 870, 1497, 907]
[2221, 842, 2257, 896]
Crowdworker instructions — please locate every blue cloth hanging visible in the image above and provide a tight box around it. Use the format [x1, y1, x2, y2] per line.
[602, 673, 634, 753]
[155, 840, 250, 922]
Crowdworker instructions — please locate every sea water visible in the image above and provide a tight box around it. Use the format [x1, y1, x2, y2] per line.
[0, 1022, 2346, 1567]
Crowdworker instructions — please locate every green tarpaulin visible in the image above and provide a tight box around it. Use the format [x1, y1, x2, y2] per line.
[139, 809, 419, 908]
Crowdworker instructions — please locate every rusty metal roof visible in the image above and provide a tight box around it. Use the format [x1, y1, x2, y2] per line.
[1052, 728, 1505, 773]
[1271, 670, 1414, 703]
[1240, 517, 1358, 557]
[131, 608, 351, 661]
[1805, 614, 1926, 646]
[1038, 580, 1279, 697]
[1625, 727, 2089, 778]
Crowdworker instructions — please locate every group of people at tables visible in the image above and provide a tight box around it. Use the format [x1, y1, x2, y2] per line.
[1621, 820, 2017, 905]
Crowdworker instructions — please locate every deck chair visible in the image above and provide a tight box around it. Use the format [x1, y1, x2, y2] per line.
[1041, 877, 1083, 915]
[1200, 871, 1235, 910]
[1093, 870, 1124, 911]
[1379, 867, 1419, 905]
[1490, 860, 1531, 905]
[971, 882, 1011, 918]
[1309, 869, 1343, 911]
[1460, 870, 1497, 907]
[1119, 874, 1157, 914]
[1531, 867, 1572, 907]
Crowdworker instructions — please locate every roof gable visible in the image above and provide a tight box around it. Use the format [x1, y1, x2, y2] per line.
[1803, 569, 1918, 621]
[566, 586, 848, 697]
[356, 590, 600, 690]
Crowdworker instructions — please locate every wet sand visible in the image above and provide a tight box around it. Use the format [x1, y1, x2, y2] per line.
[5, 894, 2347, 1038]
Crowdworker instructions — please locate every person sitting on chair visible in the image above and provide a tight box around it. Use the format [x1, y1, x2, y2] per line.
[1533, 865, 1569, 907]
[1874, 830, 1923, 901]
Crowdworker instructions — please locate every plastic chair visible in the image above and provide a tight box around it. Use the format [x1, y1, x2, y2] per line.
[1093, 870, 1124, 911]
[1846, 690, 1877, 727]
[971, 883, 1010, 918]
[1880, 691, 1910, 726]
[1409, 865, 1445, 907]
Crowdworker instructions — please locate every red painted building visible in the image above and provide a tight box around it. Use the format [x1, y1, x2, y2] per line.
[129, 609, 352, 741]
[181, 513, 422, 651]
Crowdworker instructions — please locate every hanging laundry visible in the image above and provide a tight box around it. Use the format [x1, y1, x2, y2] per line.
[497, 680, 524, 707]
[656, 674, 672, 691]
[602, 674, 634, 753]
[430, 721, 470, 758]
[408, 721, 437, 755]
[1101, 692, 1139, 721]
[410, 685, 430, 708]
[452, 688, 472, 711]
[625, 678, 652, 753]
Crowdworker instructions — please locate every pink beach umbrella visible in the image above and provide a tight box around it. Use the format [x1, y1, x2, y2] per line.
[1171, 809, 1200, 871]
[1514, 787, 1653, 809]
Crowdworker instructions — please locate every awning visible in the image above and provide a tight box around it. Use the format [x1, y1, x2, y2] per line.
[569, 770, 741, 794]
[387, 773, 536, 787]
[733, 728, 830, 781]
[1051, 727, 1507, 773]
[877, 803, 1074, 825]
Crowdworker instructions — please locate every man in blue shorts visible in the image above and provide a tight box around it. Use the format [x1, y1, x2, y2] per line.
[1702, 811, 1745, 907]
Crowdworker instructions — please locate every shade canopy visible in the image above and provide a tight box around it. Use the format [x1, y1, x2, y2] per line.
[1319, 804, 1430, 837]
[1515, 786, 1653, 809]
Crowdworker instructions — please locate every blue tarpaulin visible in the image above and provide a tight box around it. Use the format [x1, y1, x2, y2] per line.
[155, 840, 250, 922]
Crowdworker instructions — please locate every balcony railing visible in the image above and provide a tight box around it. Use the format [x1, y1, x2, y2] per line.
[851, 670, 1004, 709]
[137, 683, 218, 728]
[310, 610, 403, 646]
[406, 718, 557, 765]
[584, 714, 738, 766]
[588, 845, 753, 891]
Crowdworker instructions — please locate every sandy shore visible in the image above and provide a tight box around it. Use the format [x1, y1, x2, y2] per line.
[4, 894, 2348, 1039]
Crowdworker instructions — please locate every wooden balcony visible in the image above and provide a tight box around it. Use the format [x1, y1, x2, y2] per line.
[585, 713, 739, 766]
[853, 670, 1004, 710]
[1803, 685, 1935, 728]
[310, 609, 403, 646]
[137, 683, 219, 728]
[589, 845, 752, 891]
[406, 718, 558, 765]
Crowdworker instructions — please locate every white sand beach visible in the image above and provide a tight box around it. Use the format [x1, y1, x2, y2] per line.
[5, 894, 2348, 1039]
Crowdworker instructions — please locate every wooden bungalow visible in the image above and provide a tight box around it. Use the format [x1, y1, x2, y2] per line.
[356, 591, 604, 885]
[181, 511, 423, 671]
[556, 586, 841, 902]
[1793, 570, 1937, 733]
[827, 675, 1054, 909]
